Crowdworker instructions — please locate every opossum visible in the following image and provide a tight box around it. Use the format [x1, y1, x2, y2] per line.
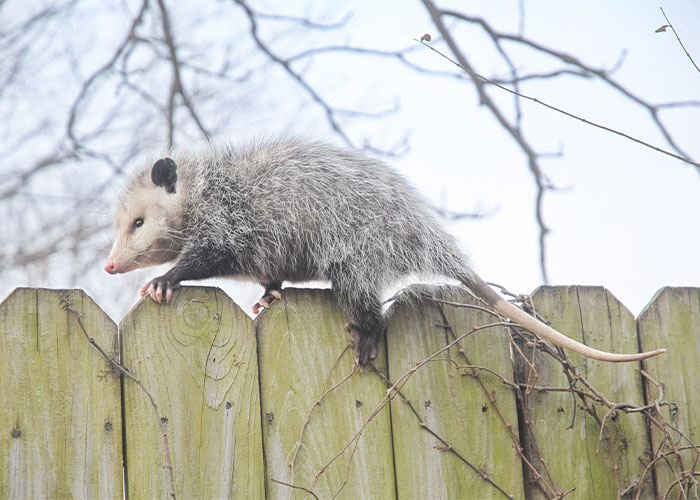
[105, 138, 666, 366]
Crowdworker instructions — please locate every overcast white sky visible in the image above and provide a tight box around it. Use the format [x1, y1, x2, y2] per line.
[1, 0, 698, 319]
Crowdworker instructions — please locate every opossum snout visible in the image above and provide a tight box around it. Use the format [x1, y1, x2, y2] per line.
[104, 259, 121, 274]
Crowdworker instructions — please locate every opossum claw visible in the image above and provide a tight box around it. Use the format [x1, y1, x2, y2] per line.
[143, 282, 161, 303]
[252, 299, 269, 315]
[252, 284, 282, 314]
[145, 283, 158, 303]
[142, 275, 179, 305]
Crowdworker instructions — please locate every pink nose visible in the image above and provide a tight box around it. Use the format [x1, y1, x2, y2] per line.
[104, 260, 119, 274]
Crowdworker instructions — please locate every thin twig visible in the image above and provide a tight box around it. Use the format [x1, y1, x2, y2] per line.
[659, 7, 700, 75]
[271, 479, 320, 500]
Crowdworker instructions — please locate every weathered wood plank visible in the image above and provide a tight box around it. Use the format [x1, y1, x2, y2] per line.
[120, 286, 264, 499]
[256, 288, 395, 499]
[638, 287, 700, 498]
[0, 288, 123, 499]
[387, 287, 525, 500]
[524, 286, 653, 499]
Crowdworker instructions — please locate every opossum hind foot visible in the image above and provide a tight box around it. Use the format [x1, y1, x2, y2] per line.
[345, 323, 380, 368]
[252, 283, 282, 314]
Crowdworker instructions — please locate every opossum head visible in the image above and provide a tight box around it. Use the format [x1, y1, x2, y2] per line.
[105, 157, 185, 275]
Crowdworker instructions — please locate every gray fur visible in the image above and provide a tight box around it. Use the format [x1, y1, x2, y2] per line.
[181, 139, 473, 283]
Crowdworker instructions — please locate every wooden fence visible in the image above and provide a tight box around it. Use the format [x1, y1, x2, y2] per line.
[0, 285, 698, 499]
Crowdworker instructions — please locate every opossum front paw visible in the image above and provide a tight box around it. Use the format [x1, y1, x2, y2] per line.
[345, 323, 379, 368]
[252, 287, 282, 314]
[140, 276, 180, 304]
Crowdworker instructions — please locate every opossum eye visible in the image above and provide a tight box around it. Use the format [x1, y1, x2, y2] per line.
[133, 218, 144, 229]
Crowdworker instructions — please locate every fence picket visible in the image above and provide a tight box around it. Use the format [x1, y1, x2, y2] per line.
[120, 287, 264, 499]
[0, 288, 122, 499]
[255, 288, 396, 499]
[638, 287, 700, 498]
[522, 286, 654, 499]
[387, 287, 525, 500]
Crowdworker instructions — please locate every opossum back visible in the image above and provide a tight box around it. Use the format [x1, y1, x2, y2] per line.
[238, 139, 464, 272]
[165, 138, 472, 285]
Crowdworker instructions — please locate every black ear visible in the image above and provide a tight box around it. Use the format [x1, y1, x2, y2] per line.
[151, 157, 178, 193]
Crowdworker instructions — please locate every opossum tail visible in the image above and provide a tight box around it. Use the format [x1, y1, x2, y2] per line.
[463, 275, 666, 362]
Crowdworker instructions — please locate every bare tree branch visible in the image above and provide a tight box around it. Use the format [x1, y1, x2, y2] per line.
[254, 9, 352, 30]
[422, 0, 553, 282]
[66, 0, 151, 146]
[233, 0, 355, 148]
[156, 0, 211, 145]
[287, 44, 463, 79]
